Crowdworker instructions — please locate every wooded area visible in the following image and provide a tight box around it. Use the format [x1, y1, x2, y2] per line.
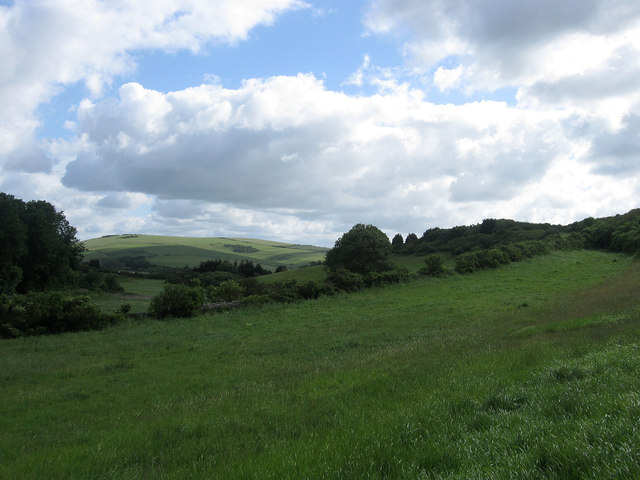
[0, 192, 83, 294]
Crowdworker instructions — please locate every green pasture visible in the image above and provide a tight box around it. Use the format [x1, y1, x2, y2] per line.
[116, 277, 167, 297]
[258, 254, 433, 284]
[82, 234, 328, 270]
[2, 250, 640, 478]
[86, 277, 167, 314]
[257, 264, 327, 284]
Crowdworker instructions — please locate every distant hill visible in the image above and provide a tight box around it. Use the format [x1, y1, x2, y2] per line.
[82, 234, 328, 271]
[83, 208, 640, 274]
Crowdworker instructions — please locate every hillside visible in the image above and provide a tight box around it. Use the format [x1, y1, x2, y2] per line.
[82, 234, 328, 271]
[2, 250, 639, 478]
[396, 208, 640, 257]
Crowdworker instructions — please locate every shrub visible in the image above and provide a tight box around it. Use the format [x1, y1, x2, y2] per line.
[297, 280, 323, 299]
[499, 244, 524, 262]
[364, 267, 410, 287]
[0, 292, 119, 337]
[149, 284, 205, 318]
[327, 268, 364, 292]
[78, 270, 103, 290]
[476, 249, 509, 269]
[208, 280, 243, 302]
[455, 252, 480, 274]
[240, 277, 265, 296]
[264, 281, 301, 303]
[103, 274, 124, 293]
[419, 255, 446, 276]
[118, 303, 131, 315]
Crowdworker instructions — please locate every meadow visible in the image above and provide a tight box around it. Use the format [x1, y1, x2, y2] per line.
[88, 276, 167, 315]
[82, 234, 328, 271]
[1, 250, 639, 478]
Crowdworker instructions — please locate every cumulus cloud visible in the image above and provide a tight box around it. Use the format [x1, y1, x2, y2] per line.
[361, 0, 640, 226]
[60, 74, 581, 238]
[2, 0, 639, 245]
[365, 0, 640, 103]
[433, 65, 464, 92]
[0, 0, 306, 169]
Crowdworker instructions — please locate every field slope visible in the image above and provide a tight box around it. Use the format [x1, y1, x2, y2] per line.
[82, 234, 328, 270]
[1, 250, 639, 478]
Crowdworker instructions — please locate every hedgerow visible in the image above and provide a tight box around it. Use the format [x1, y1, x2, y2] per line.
[0, 293, 120, 338]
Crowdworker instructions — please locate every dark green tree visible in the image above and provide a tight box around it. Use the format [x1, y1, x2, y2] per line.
[405, 233, 419, 244]
[0, 193, 27, 293]
[0, 193, 84, 293]
[391, 233, 404, 252]
[325, 224, 392, 274]
[18, 200, 83, 292]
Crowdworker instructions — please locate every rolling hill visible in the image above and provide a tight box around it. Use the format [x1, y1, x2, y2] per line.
[82, 234, 328, 271]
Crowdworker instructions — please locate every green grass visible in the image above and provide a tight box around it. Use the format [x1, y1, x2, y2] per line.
[257, 264, 327, 284]
[1, 250, 640, 478]
[85, 276, 167, 314]
[258, 253, 430, 284]
[82, 234, 328, 270]
[117, 276, 166, 297]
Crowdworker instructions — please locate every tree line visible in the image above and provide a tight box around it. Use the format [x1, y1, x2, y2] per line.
[3, 190, 639, 333]
[391, 209, 640, 258]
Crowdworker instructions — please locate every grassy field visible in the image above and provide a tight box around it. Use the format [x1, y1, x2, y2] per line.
[82, 234, 328, 270]
[1, 250, 640, 478]
[257, 264, 327, 284]
[86, 277, 167, 314]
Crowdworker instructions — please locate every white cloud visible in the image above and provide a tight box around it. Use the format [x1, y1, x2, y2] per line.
[2, 0, 639, 246]
[433, 65, 464, 92]
[0, 0, 306, 170]
[58, 74, 619, 243]
[365, 0, 640, 106]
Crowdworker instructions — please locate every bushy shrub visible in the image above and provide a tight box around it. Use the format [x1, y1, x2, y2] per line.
[456, 240, 555, 274]
[78, 270, 124, 293]
[610, 217, 640, 254]
[264, 281, 301, 303]
[149, 284, 204, 318]
[103, 274, 124, 293]
[240, 277, 265, 296]
[0, 293, 119, 337]
[499, 244, 524, 262]
[419, 255, 446, 276]
[297, 280, 323, 299]
[327, 268, 364, 292]
[476, 248, 510, 269]
[118, 303, 131, 315]
[363, 267, 410, 287]
[78, 270, 103, 290]
[455, 252, 480, 274]
[207, 280, 243, 302]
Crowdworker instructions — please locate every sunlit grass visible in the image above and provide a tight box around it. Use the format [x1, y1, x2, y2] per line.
[1, 250, 639, 478]
[82, 234, 328, 270]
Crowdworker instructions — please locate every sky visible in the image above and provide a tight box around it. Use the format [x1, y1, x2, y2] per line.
[1, 0, 639, 247]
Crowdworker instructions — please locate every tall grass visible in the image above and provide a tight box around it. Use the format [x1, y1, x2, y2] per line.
[1, 250, 639, 478]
